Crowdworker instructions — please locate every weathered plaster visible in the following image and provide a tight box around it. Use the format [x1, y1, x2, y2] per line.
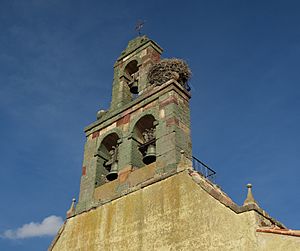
[50, 172, 289, 251]
[257, 232, 300, 250]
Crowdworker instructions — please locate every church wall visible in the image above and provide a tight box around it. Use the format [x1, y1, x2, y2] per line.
[257, 232, 300, 250]
[52, 172, 263, 251]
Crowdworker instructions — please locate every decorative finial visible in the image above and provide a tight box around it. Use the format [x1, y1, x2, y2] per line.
[66, 198, 76, 218]
[135, 20, 145, 36]
[243, 183, 258, 206]
[97, 109, 106, 120]
[179, 149, 186, 163]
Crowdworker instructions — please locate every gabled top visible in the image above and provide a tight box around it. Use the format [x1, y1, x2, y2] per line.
[116, 35, 163, 63]
[110, 35, 163, 110]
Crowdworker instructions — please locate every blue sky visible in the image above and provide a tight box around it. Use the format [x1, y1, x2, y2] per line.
[0, 0, 300, 250]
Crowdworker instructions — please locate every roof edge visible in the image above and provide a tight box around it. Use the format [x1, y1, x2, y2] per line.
[257, 227, 300, 237]
[188, 170, 287, 229]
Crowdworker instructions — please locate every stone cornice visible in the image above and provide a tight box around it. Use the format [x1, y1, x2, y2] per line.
[84, 80, 191, 136]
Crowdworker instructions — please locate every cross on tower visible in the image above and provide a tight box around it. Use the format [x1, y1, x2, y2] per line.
[135, 20, 145, 36]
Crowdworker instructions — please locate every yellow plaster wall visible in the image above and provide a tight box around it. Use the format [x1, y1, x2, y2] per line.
[50, 172, 298, 251]
[257, 232, 300, 251]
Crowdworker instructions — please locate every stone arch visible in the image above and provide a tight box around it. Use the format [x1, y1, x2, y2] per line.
[95, 131, 122, 186]
[120, 57, 142, 96]
[130, 113, 158, 168]
[120, 56, 142, 73]
[95, 128, 123, 150]
[128, 110, 158, 134]
[125, 60, 138, 78]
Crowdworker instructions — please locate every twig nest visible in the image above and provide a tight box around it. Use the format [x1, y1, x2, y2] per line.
[147, 58, 192, 87]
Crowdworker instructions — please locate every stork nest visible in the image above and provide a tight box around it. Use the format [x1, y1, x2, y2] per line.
[147, 58, 191, 87]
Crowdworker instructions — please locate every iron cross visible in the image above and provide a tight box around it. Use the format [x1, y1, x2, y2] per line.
[135, 20, 145, 36]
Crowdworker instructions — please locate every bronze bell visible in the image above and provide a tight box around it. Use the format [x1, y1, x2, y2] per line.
[143, 144, 156, 165]
[129, 81, 138, 94]
[106, 162, 118, 181]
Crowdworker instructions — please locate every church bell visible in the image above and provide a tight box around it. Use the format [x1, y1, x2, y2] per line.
[129, 81, 139, 94]
[143, 144, 156, 165]
[106, 162, 118, 181]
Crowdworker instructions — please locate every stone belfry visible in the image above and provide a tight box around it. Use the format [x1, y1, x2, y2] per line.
[75, 36, 192, 213]
[50, 36, 300, 251]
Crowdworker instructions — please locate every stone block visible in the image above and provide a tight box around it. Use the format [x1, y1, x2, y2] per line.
[118, 166, 132, 183]
[157, 148, 179, 169]
[127, 163, 156, 187]
[156, 132, 176, 155]
[93, 179, 119, 202]
[159, 95, 178, 109]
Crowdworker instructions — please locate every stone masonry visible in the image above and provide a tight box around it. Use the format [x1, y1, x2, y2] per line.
[49, 36, 300, 251]
[76, 36, 192, 214]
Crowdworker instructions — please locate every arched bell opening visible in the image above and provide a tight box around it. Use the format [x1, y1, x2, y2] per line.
[125, 60, 139, 95]
[95, 133, 120, 186]
[131, 115, 157, 168]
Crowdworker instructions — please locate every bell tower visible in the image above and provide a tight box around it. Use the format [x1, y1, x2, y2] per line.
[110, 36, 162, 109]
[51, 35, 300, 251]
[75, 36, 192, 213]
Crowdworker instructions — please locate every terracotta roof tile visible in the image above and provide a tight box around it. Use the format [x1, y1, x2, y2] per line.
[257, 227, 300, 237]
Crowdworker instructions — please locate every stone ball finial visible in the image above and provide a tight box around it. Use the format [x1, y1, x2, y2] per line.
[66, 197, 76, 218]
[243, 183, 258, 207]
[97, 109, 106, 120]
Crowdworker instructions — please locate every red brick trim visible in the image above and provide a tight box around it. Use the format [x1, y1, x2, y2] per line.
[159, 96, 178, 109]
[166, 117, 179, 126]
[92, 131, 99, 139]
[82, 166, 86, 176]
[257, 228, 300, 237]
[116, 114, 130, 126]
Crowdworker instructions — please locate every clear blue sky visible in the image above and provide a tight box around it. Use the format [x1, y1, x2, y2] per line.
[0, 1, 300, 250]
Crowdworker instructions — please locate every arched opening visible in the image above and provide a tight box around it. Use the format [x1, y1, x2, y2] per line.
[131, 115, 157, 168]
[124, 60, 139, 95]
[95, 133, 120, 186]
[125, 60, 138, 76]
